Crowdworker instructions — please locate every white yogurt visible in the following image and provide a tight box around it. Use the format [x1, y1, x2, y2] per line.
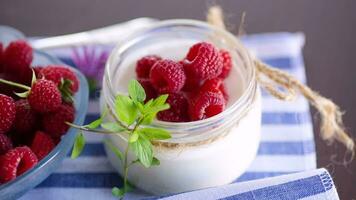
[101, 38, 261, 195]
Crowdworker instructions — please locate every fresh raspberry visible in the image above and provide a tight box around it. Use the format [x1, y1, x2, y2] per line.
[200, 78, 229, 103]
[188, 91, 225, 121]
[28, 79, 62, 113]
[136, 55, 161, 79]
[13, 100, 38, 134]
[182, 64, 202, 92]
[2, 40, 33, 74]
[0, 146, 38, 183]
[38, 65, 79, 93]
[157, 93, 189, 122]
[184, 42, 223, 80]
[0, 94, 16, 134]
[138, 79, 157, 101]
[218, 49, 232, 79]
[30, 131, 55, 160]
[0, 134, 13, 155]
[150, 59, 186, 93]
[42, 104, 75, 138]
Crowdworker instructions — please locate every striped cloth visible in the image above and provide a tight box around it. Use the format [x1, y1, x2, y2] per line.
[20, 32, 334, 199]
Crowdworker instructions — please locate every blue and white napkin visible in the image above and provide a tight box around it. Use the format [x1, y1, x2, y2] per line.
[20, 32, 339, 200]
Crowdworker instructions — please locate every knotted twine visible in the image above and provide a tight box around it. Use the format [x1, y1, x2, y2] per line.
[207, 6, 355, 160]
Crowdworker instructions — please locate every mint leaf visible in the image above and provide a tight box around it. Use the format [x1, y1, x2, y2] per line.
[85, 118, 103, 129]
[115, 94, 138, 125]
[71, 131, 85, 159]
[141, 113, 156, 125]
[128, 79, 146, 103]
[152, 94, 169, 106]
[105, 139, 123, 161]
[101, 122, 125, 132]
[130, 135, 153, 168]
[152, 157, 160, 166]
[85, 108, 108, 129]
[145, 103, 170, 115]
[129, 132, 139, 143]
[112, 187, 125, 197]
[139, 128, 171, 140]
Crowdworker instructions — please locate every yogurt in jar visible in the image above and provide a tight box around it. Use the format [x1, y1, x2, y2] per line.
[101, 20, 261, 195]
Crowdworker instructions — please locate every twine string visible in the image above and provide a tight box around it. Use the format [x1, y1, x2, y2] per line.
[207, 6, 355, 159]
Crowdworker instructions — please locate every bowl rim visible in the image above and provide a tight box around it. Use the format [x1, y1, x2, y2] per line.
[0, 27, 89, 192]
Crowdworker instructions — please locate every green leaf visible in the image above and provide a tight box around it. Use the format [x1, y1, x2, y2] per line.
[31, 69, 36, 86]
[59, 78, 74, 103]
[140, 113, 156, 125]
[152, 94, 169, 106]
[129, 132, 139, 143]
[145, 103, 170, 115]
[85, 118, 103, 129]
[128, 79, 146, 103]
[152, 157, 160, 166]
[101, 122, 125, 132]
[115, 94, 138, 125]
[15, 91, 30, 98]
[104, 139, 123, 161]
[130, 136, 153, 168]
[85, 108, 108, 129]
[71, 131, 85, 159]
[139, 128, 171, 140]
[112, 187, 125, 198]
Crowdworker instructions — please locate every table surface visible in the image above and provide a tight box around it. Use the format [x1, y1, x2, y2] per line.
[0, 0, 355, 199]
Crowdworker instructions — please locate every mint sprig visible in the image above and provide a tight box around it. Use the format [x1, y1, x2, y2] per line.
[67, 79, 171, 199]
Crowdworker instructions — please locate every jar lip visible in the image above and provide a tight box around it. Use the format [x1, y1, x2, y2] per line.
[104, 19, 256, 130]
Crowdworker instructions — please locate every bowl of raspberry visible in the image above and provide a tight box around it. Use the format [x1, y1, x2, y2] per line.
[0, 26, 89, 199]
[101, 20, 261, 194]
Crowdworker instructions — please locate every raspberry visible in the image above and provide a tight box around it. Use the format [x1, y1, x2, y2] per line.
[42, 104, 75, 138]
[182, 64, 202, 92]
[0, 134, 13, 155]
[13, 100, 38, 134]
[136, 55, 161, 79]
[2, 40, 33, 74]
[30, 131, 55, 160]
[200, 78, 229, 103]
[138, 79, 157, 101]
[39, 65, 79, 93]
[188, 91, 225, 121]
[0, 146, 38, 183]
[0, 94, 16, 134]
[184, 42, 223, 80]
[218, 49, 232, 79]
[28, 79, 62, 113]
[150, 59, 186, 93]
[157, 93, 189, 122]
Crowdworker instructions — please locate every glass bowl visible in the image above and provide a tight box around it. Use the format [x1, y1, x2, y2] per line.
[0, 26, 89, 200]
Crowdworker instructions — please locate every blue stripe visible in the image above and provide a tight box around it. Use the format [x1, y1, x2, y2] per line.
[70, 140, 315, 157]
[258, 140, 315, 155]
[37, 173, 122, 188]
[261, 57, 292, 69]
[35, 172, 300, 188]
[221, 175, 328, 200]
[84, 112, 311, 126]
[235, 172, 290, 182]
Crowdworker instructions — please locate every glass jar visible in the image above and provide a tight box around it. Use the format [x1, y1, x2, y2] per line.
[101, 19, 261, 195]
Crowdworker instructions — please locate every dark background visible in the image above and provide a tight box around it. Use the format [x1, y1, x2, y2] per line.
[0, 0, 355, 199]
